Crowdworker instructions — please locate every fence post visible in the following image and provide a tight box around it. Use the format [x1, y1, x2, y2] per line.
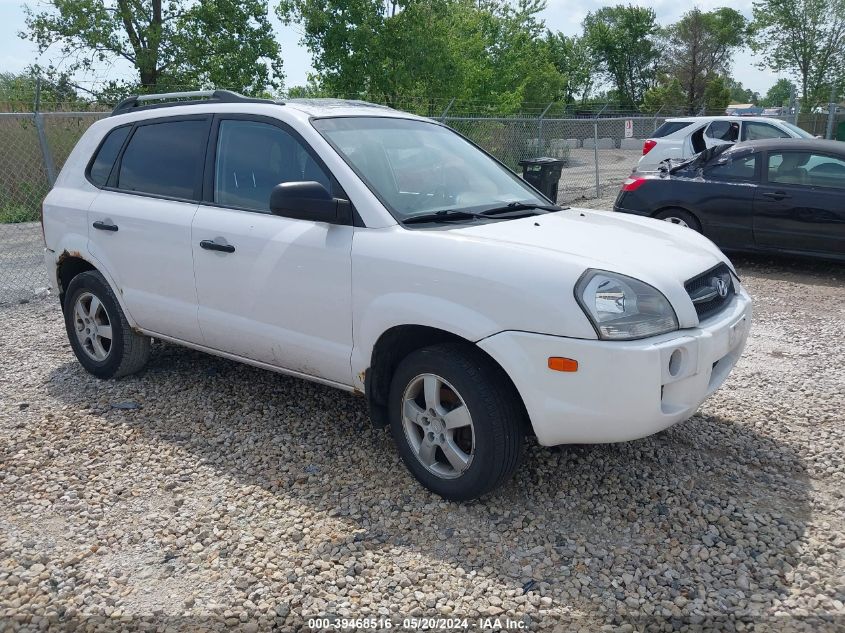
[653, 106, 662, 132]
[593, 105, 607, 198]
[536, 102, 553, 158]
[34, 78, 57, 186]
[439, 98, 455, 123]
[825, 86, 836, 140]
[789, 84, 798, 125]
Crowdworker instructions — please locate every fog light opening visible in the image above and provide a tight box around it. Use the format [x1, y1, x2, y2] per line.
[668, 349, 683, 377]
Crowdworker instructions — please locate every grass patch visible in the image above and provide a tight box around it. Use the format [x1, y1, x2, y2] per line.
[0, 205, 39, 223]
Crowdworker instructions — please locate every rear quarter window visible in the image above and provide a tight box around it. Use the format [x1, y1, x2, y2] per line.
[652, 122, 694, 138]
[88, 126, 131, 187]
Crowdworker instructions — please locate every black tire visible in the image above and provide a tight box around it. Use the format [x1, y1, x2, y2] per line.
[654, 208, 702, 232]
[388, 343, 524, 501]
[63, 270, 150, 379]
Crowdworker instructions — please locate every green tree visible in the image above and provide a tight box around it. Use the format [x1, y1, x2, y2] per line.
[751, 0, 845, 107]
[763, 78, 796, 107]
[277, 0, 562, 111]
[22, 0, 283, 95]
[545, 32, 594, 103]
[641, 76, 686, 114]
[725, 78, 760, 104]
[582, 4, 661, 108]
[485, 0, 563, 108]
[663, 7, 747, 113]
[286, 79, 331, 99]
[703, 77, 731, 113]
[0, 69, 81, 106]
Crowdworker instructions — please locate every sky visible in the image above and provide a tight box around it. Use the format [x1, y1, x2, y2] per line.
[0, 0, 787, 98]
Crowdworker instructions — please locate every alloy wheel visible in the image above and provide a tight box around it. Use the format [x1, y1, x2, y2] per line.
[663, 216, 689, 228]
[72, 292, 113, 361]
[401, 373, 475, 479]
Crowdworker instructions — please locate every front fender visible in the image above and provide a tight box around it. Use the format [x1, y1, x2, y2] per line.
[350, 292, 502, 391]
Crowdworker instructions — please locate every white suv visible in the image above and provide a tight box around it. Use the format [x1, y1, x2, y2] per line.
[638, 115, 814, 171]
[42, 90, 752, 500]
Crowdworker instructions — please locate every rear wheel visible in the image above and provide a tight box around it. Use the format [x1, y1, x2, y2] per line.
[654, 208, 701, 232]
[64, 270, 150, 379]
[388, 344, 523, 500]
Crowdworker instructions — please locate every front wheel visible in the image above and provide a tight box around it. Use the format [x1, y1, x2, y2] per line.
[388, 344, 524, 500]
[63, 270, 150, 379]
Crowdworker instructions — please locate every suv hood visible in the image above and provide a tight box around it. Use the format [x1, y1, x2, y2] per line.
[452, 208, 730, 323]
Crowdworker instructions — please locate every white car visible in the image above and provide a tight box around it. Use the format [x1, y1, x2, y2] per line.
[42, 91, 752, 500]
[638, 115, 813, 171]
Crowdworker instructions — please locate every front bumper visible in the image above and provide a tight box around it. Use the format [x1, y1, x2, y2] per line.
[478, 287, 752, 445]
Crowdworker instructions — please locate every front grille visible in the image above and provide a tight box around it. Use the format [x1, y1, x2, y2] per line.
[685, 263, 735, 322]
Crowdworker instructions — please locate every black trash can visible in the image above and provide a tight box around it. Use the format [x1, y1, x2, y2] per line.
[518, 157, 565, 203]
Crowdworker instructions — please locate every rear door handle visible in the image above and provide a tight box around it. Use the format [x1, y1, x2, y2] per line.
[762, 191, 790, 200]
[92, 220, 118, 232]
[200, 239, 235, 253]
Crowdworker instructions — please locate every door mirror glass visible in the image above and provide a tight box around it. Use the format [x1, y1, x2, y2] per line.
[269, 181, 345, 223]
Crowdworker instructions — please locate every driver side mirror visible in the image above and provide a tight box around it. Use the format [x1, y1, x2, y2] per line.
[269, 181, 351, 224]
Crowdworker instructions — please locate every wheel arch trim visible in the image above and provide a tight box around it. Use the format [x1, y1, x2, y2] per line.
[361, 323, 529, 432]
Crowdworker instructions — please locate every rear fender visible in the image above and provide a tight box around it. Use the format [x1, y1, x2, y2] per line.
[53, 241, 140, 331]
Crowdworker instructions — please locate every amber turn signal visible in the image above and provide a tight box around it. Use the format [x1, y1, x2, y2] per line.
[548, 357, 578, 372]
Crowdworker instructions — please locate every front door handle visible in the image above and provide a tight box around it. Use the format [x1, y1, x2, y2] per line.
[200, 239, 235, 253]
[762, 191, 790, 200]
[92, 220, 118, 232]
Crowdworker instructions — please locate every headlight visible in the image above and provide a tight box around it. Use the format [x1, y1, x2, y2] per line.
[575, 269, 678, 340]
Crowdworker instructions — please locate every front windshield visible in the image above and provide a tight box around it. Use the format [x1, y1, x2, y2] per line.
[312, 117, 549, 220]
[780, 121, 814, 139]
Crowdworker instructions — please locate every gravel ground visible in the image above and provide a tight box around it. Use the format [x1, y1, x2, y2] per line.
[1, 255, 843, 632]
[0, 222, 49, 306]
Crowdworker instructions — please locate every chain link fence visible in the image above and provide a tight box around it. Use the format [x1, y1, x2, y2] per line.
[0, 110, 106, 304]
[445, 114, 667, 205]
[2, 96, 843, 304]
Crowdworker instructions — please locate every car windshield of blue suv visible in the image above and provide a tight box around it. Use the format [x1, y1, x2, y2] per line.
[313, 117, 550, 221]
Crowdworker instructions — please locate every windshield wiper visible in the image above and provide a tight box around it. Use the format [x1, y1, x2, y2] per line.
[403, 202, 564, 225]
[402, 210, 485, 225]
[477, 201, 563, 216]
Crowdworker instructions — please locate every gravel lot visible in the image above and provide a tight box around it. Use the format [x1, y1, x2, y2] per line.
[0, 222, 49, 305]
[1, 254, 843, 632]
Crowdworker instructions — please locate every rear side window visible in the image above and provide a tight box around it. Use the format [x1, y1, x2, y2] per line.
[706, 153, 758, 181]
[88, 126, 130, 187]
[651, 121, 693, 138]
[117, 119, 208, 199]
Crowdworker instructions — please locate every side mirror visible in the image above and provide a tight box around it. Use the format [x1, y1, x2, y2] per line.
[269, 181, 350, 224]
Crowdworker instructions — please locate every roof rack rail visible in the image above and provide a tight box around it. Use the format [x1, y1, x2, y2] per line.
[111, 89, 278, 116]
